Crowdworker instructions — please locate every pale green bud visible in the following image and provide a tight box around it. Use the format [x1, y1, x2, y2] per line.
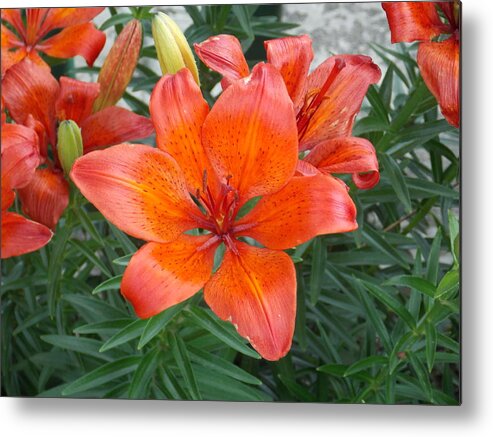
[152, 12, 200, 84]
[57, 120, 83, 175]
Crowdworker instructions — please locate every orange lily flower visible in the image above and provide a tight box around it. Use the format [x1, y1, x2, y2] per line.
[1, 121, 53, 258]
[71, 65, 358, 360]
[1, 7, 105, 75]
[2, 58, 154, 229]
[382, 2, 460, 127]
[195, 34, 381, 189]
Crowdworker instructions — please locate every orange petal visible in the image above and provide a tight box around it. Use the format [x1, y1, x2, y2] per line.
[204, 242, 296, 361]
[202, 63, 298, 204]
[300, 55, 381, 151]
[265, 35, 313, 109]
[1, 123, 40, 193]
[305, 137, 380, 189]
[1, 46, 27, 78]
[93, 19, 142, 111]
[80, 106, 154, 152]
[70, 144, 202, 243]
[55, 76, 100, 124]
[382, 2, 449, 43]
[1, 212, 53, 259]
[194, 34, 249, 88]
[122, 234, 219, 319]
[150, 68, 215, 194]
[1, 10, 25, 39]
[235, 174, 357, 250]
[17, 167, 69, 229]
[38, 7, 105, 35]
[1, 23, 20, 48]
[417, 37, 459, 128]
[39, 22, 106, 67]
[2, 57, 59, 146]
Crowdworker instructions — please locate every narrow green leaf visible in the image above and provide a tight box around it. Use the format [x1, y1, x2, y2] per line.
[426, 231, 442, 284]
[309, 237, 327, 305]
[41, 335, 118, 362]
[92, 275, 123, 295]
[128, 348, 160, 399]
[100, 319, 147, 352]
[344, 355, 388, 376]
[62, 356, 140, 396]
[169, 333, 202, 400]
[99, 13, 133, 31]
[188, 346, 261, 385]
[362, 227, 410, 269]
[424, 321, 437, 373]
[435, 269, 459, 299]
[70, 240, 112, 278]
[73, 319, 133, 335]
[384, 275, 436, 298]
[408, 353, 434, 402]
[380, 154, 412, 213]
[363, 281, 416, 329]
[138, 303, 185, 349]
[185, 307, 260, 359]
[113, 254, 133, 266]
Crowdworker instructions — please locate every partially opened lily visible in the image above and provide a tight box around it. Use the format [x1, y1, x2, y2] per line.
[71, 65, 358, 360]
[382, 1, 460, 127]
[1, 121, 52, 258]
[195, 34, 381, 189]
[1, 7, 105, 75]
[2, 58, 154, 229]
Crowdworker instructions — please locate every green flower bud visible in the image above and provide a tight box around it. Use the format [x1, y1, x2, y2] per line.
[57, 120, 83, 175]
[152, 12, 200, 84]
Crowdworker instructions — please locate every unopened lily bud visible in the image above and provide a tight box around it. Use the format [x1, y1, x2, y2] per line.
[57, 120, 83, 175]
[93, 19, 142, 111]
[152, 12, 200, 84]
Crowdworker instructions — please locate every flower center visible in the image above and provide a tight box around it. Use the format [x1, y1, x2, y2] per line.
[196, 171, 239, 238]
[296, 58, 346, 140]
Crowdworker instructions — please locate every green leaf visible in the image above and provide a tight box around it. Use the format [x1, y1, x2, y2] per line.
[138, 303, 184, 349]
[41, 335, 119, 362]
[435, 269, 459, 299]
[92, 275, 123, 295]
[99, 13, 133, 31]
[362, 281, 416, 330]
[366, 85, 389, 124]
[47, 219, 72, 316]
[185, 307, 260, 359]
[128, 348, 160, 399]
[188, 345, 261, 385]
[362, 227, 410, 269]
[113, 254, 133, 266]
[73, 319, 133, 335]
[426, 231, 442, 284]
[63, 294, 128, 321]
[344, 356, 388, 376]
[424, 321, 437, 373]
[62, 356, 141, 396]
[384, 275, 436, 298]
[69, 240, 112, 278]
[380, 154, 412, 213]
[309, 237, 327, 305]
[169, 333, 202, 400]
[100, 319, 147, 352]
[408, 353, 434, 402]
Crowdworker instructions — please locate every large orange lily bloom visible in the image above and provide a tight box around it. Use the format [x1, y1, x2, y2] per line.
[1, 121, 52, 258]
[71, 65, 358, 360]
[1, 7, 105, 75]
[382, 2, 460, 127]
[2, 58, 154, 229]
[195, 34, 381, 189]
